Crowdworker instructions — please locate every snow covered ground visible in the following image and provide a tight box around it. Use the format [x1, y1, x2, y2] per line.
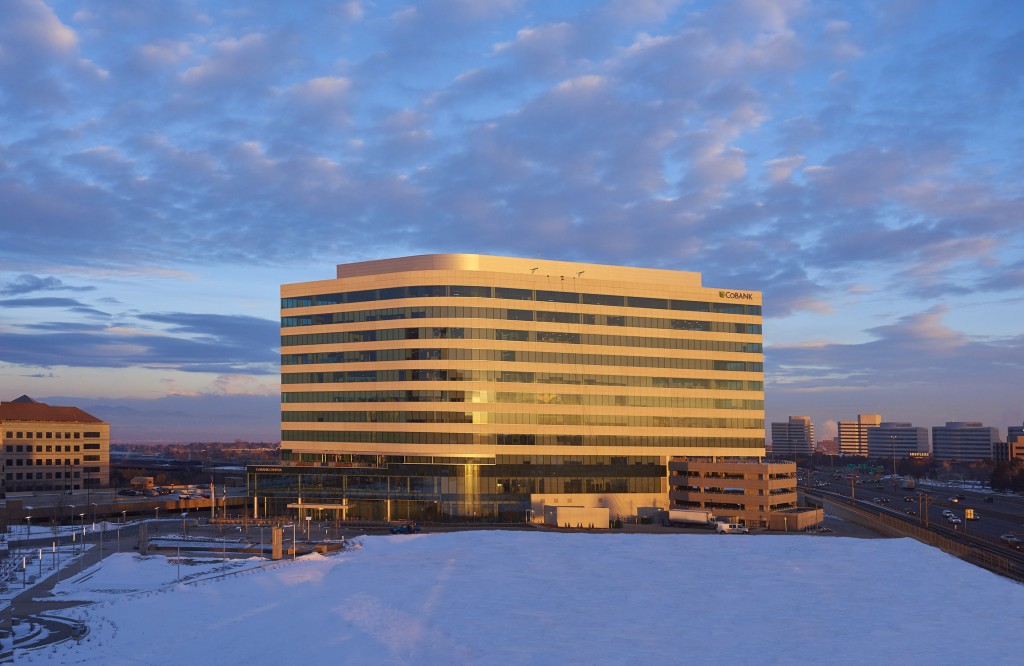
[15, 532, 1024, 665]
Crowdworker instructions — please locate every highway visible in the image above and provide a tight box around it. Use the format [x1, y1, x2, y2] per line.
[802, 471, 1024, 552]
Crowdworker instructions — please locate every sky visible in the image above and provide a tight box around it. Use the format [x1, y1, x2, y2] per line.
[17, 531, 1024, 664]
[1, 0, 1022, 442]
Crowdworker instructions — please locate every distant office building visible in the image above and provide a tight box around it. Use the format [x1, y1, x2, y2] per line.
[838, 414, 881, 456]
[0, 395, 110, 494]
[996, 423, 1024, 461]
[1009, 423, 1024, 447]
[931, 422, 997, 462]
[770, 416, 814, 458]
[867, 422, 929, 459]
[815, 439, 839, 455]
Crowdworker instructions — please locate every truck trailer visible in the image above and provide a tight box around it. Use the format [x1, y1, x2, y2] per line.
[668, 509, 716, 528]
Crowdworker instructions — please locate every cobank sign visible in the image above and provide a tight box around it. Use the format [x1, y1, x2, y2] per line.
[719, 290, 754, 301]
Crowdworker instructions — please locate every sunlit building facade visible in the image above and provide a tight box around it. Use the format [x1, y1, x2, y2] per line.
[838, 413, 881, 456]
[250, 254, 764, 522]
[1, 395, 110, 495]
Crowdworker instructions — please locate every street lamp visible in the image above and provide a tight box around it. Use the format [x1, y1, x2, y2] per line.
[119, 511, 126, 553]
[306, 515, 312, 541]
[121, 510, 127, 526]
[891, 434, 897, 484]
[24, 515, 30, 538]
[154, 507, 160, 536]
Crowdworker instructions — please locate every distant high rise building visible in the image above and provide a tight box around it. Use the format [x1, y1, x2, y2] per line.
[0, 395, 110, 495]
[1009, 423, 1024, 446]
[1001, 422, 1024, 461]
[931, 422, 997, 461]
[838, 414, 881, 456]
[770, 416, 814, 458]
[867, 422, 929, 459]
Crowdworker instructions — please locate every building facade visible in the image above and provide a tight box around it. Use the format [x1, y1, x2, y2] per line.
[770, 416, 814, 458]
[251, 254, 765, 522]
[931, 422, 997, 462]
[866, 422, 930, 460]
[667, 458, 797, 528]
[1, 395, 110, 495]
[838, 414, 881, 456]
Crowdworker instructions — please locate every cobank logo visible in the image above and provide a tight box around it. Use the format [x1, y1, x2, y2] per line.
[719, 290, 754, 300]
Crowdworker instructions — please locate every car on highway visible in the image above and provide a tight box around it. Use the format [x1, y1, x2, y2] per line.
[903, 509, 917, 516]
[946, 515, 962, 525]
[947, 496, 959, 503]
[1000, 534, 1023, 550]
[942, 509, 954, 518]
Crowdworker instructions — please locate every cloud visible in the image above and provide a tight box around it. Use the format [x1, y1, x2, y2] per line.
[0, 274, 95, 296]
[0, 311, 277, 374]
[0, 297, 91, 308]
[179, 32, 278, 88]
[0, 0, 107, 112]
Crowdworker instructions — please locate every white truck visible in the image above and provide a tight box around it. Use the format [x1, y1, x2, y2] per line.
[901, 478, 916, 491]
[668, 509, 716, 528]
[715, 522, 750, 534]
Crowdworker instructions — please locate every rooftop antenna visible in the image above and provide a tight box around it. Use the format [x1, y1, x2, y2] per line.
[576, 271, 584, 278]
[530, 267, 538, 273]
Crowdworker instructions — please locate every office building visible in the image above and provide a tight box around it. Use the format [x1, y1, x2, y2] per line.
[251, 254, 764, 522]
[770, 416, 814, 458]
[815, 439, 839, 455]
[931, 422, 997, 462]
[866, 422, 929, 460]
[1, 395, 110, 495]
[667, 458, 803, 528]
[1009, 423, 1024, 449]
[838, 414, 881, 456]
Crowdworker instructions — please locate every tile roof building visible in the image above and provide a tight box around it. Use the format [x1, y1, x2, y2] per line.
[1, 395, 110, 496]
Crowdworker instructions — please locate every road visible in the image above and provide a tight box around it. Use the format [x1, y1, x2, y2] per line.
[803, 472, 1024, 551]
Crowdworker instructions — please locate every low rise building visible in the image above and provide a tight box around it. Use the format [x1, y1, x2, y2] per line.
[1, 395, 110, 495]
[667, 457, 815, 529]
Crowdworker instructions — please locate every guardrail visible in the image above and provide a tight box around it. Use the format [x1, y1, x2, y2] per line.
[804, 488, 1024, 582]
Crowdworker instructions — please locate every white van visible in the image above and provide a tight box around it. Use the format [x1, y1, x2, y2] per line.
[715, 522, 749, 534]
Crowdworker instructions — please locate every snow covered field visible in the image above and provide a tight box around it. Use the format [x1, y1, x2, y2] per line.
[18, 532, 1024, 665]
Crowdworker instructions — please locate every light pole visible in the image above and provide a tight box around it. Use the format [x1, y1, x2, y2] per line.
[306, 515, 312, 541]
[154, 507, 160, 536]
[292, 523, 296, 560]
[78, 513, 85, 556]
[24, 515, 30, 539]
[891, 434, 897, 485]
